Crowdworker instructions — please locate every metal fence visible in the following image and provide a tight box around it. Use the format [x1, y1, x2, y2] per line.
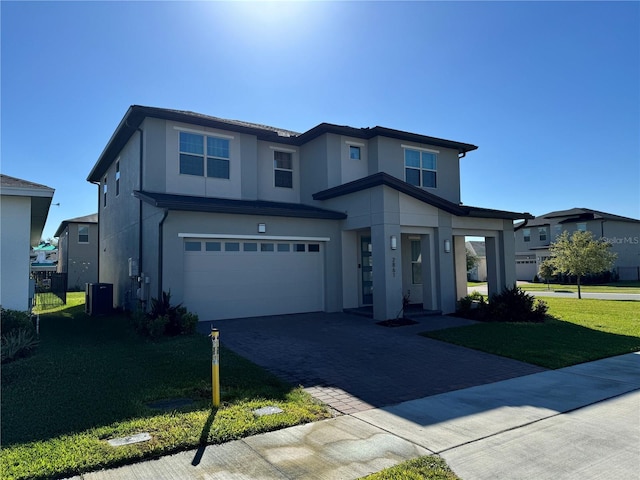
[31, 271, 68, 310]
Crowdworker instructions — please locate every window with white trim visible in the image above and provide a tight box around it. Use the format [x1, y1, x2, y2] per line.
[538, 227, 547, 242]
[523, 228, 531, 242]
[78, 225, 89, 244]
[404, 149, 437, 188]
[349, 145, 361, 160]
[115, 160, 120, 196]
[179, 132, 230, 179]
[274, 151, 293, 188]
[411, 240, 422, 284]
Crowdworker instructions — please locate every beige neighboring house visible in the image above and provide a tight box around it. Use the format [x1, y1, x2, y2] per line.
[514, 208, 640, 281]
[0, 174, 55, 311]
[55, 213, 99, 290]
[466, 240, 487, 281]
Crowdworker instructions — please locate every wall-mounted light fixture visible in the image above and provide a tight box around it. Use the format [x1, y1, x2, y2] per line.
[258, 223, 266, 233]
[444, 239, 451, 253]
[390, 235, 397, 250]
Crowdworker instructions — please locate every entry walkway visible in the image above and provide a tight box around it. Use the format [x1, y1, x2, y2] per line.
[73, 352, 640, 479]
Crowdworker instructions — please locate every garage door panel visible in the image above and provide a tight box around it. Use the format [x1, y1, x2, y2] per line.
[183, 241, 324, 320]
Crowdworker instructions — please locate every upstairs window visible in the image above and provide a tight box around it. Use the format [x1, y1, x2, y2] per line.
[405, 149, 437, 188]
[78, 225, 89, 244]
[523, 228, 531, 242]
[274, 151, 293, 188]
[115, 160, 120, 196]
[179, 132, 230, 178]
[554, 225, 563, 238]
[349, 145, 361, 160]
[577, 222, 587, 232]
[538, 227, 547, 242]
[103, 177, 107, 207]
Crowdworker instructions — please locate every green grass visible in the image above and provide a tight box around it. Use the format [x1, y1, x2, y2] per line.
[424, 297, 640, 369]
[518, 281, 640, 294]
[1, 293, 330, 480]
[360, 456, 460, 480]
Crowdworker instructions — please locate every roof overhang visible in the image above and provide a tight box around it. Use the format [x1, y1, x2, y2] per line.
[134, 191, 347, 220]
[314, 173, 533, 221]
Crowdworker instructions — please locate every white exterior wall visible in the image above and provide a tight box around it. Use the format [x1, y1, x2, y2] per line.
[0, 196, 32, 310]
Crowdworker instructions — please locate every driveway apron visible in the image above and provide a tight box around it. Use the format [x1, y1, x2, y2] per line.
[208, 312, 546, 413]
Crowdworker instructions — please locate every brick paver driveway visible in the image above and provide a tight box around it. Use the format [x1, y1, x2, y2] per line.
[204, 312, 546, 414]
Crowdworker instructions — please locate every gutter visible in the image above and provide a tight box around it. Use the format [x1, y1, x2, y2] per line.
[157, 209, 169, 299]
[89, 179, 101, 279]
[514, 218, 530, 232]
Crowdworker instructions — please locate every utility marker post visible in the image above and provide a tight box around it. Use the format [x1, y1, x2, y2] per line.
[210, 327, 220, 407]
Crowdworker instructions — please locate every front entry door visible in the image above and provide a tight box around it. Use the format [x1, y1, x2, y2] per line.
[360, 236, 373, 305]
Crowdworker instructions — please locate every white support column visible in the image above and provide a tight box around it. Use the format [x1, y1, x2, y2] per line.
[486, 236, 501, 298]
[371, 223, 403, 320]
[421, 234, 436, 310]
[454, 235, 468, 301]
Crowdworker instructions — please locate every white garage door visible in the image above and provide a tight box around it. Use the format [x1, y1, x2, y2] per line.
[183, 238, 325, 320]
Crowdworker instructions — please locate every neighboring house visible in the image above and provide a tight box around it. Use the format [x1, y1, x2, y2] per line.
[514, 208, 640, 281]
[86, 105, 532, 321]
[0, 174, 54, 311]
[55, 213, 99, 289]
[466, 240, 487, 282]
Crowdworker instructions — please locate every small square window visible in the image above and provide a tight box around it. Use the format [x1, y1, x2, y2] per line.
[294, 243, 306, 252]
[277, 243, 290, 252]
[206, 242, 221, 251]
[576, 223, 587, 232]
[185, 241, 201, 252]
[308, 244, 320, 252]
[225, 242, 240, 252]
[349, 145, 361, 160]
[243, 242, 258, 252]
[261, 243, 275, 252]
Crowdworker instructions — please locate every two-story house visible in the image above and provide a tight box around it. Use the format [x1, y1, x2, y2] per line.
[87, 105, 532, 321]
[514, 208, 640, 281]
[54, 213, 99, 290]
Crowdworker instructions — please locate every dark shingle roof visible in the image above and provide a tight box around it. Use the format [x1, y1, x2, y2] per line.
[54, 213, 98, 237]
[313, 173, 533, 220]
[134, 191, 347, 220]
[1, 174, 53, 191]
[515, 208, 640, 228]
[87, 105, 478, 182]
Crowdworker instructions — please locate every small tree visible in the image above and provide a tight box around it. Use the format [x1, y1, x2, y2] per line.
[538, 260, 554, 290]
[466, 247, 479, 273]
[547, 231, 616, 299]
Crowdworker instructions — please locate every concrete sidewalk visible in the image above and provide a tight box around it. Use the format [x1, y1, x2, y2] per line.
[73, 352, 640, 480]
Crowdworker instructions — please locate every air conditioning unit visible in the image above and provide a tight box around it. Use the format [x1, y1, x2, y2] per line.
[85, 283, 113, 316]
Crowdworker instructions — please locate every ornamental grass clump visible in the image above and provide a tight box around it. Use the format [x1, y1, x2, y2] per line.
[1, 308, 39, 363]
[456, 286, 547, 323]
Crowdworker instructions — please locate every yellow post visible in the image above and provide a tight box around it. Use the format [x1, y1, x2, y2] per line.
[210, 327, 220, 408]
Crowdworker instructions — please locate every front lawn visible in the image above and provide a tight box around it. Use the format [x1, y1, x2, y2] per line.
[424, 298, 640, 369]
[1, 293, 330, 480]
[519, 281, 640, 294]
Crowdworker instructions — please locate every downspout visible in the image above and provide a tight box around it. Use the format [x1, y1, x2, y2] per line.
[136, 127, 144, 279]
[158, 209, 169, 299]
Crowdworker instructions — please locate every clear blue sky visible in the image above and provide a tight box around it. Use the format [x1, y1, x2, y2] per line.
[2, 1, 639, 243]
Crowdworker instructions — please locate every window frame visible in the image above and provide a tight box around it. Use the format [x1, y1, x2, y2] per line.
[103, 176, 107, 207]
[115, 159, 120, 197]
[404, 147, 438, 188]
[349, 145, 361, 160]
[538, 227, 547, 242]
[274, 150, 293, 188]
[78, 225, 89, 244]
[523, 228, 531, 242]
[179, 132, 230, 179]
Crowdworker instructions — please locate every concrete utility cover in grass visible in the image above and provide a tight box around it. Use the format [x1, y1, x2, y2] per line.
[107, 432, 151, 447]
[253, 406, 284, 417]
